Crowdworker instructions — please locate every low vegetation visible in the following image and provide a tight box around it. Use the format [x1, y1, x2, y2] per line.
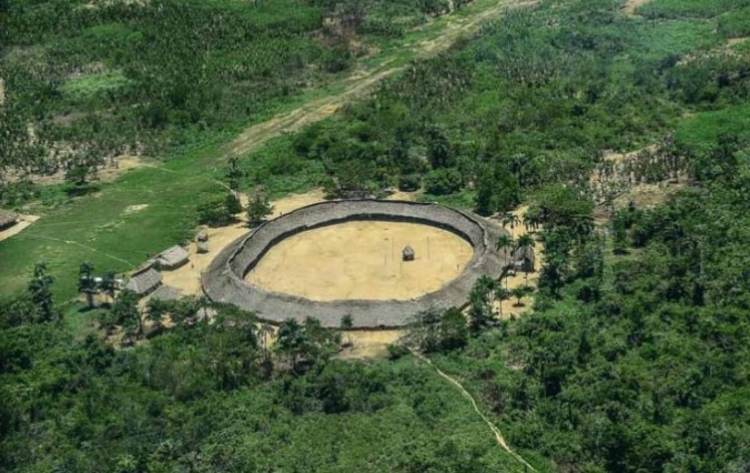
[2, 0, 750, 471]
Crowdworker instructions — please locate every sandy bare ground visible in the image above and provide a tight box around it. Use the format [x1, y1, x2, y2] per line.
[161, 190, 327, 296]
[247, 221, 473, 301]
[487, 206, 543, 319]
[0, 78, 5, 105]
[4, 155, 146, 186]
[0, 214, 40, 243]
[226, 0, 536, 159]
[338, 330, 403, 359]
[621, 0, 653, 16]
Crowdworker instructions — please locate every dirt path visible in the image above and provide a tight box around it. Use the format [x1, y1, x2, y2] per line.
[0, 78, 5, 105]
[621, 0, 653, 16]
[227, 0, 535, 158]
[412, 350, 537, 471]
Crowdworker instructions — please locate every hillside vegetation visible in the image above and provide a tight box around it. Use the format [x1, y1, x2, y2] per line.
[2, 0, 750, 471]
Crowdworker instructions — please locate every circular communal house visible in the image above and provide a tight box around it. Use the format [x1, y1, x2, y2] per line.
[202, 200, 507, 328]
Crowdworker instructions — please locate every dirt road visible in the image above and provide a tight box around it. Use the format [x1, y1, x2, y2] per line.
[226, 0, 537, 158]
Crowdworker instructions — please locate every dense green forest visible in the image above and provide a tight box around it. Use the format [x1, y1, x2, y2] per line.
[3, 0, 750, 471]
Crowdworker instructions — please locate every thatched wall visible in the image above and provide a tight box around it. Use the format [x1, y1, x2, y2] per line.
[202, 200, 507, 328]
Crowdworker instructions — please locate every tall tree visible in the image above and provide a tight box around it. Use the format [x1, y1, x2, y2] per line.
[111, 290, 142, 343]
[516, 233, 535, 284]
[468, 275, 495, 333]
[28, 262, 55, 323]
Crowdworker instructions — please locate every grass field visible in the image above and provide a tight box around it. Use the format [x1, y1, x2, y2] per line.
[0, 0, 518, 302]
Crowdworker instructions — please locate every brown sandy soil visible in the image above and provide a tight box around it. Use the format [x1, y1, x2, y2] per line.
[0, 214, 40, 243]
[338, 330, 403, 359]
[161, 190, 326, 296]
[4, 155, 146, 186]
[489, 206, 543, 319]
[728, 37, 750, 47]
[621, 0, 653, 16]
[226, 0, 536, 158]
[246, 221, 474, 301]
[611, 180, 684, 213]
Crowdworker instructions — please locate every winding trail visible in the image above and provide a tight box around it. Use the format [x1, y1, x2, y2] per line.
[226, 0, 537, 158]
[412, 350, 537, 471]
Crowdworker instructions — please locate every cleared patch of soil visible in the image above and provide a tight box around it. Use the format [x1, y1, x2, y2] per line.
[0, 214, 41, 243]
[246, 220, 474, 301]
[621, 0, 653, 16]
[488, 206, 543, 319]
[5, 155, 147, 186]
[0, 78, 5, 105]
[161, 190, 326, 296]
[338, 330, 403, 359]
[123, 204, 149, 215]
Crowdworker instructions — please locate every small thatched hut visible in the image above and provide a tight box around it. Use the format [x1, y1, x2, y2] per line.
[402, 245, 415, 262]
[151, 245, 189, 270]
[0, 210, 18, 231]
[149, 285, 182, 302]
[125, 267, 162, 296]
[196, 230, 208, 242]
[514, 246, 535, 273]
[197, 242, 209, 254]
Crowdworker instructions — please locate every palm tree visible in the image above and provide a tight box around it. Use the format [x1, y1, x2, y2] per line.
[501, 212, 520, 231]
[496, 234, 515, 289]
[100, 272, 117, 305]
[495, 286, 509, 317]
[495, 233, 515, 257]
[78, 261, 96, 309]
[516, 234, 535, 284]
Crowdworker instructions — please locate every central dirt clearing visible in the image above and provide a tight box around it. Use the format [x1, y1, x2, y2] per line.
[246, 221, 473, 301]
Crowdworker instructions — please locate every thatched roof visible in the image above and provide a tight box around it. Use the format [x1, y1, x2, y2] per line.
[153, 245, 189, 268]
[125, 267, 162, 295]
[197, 242, 209, 254]
[196, 230, 208, 242]
[150, 284, 182, 302]
[515, 246, 535, 265]
[402, 245, 415, 257]
[0, 209, 18, 228]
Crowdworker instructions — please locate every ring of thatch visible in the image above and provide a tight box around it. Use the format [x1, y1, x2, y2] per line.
[202, 200, 507, 328]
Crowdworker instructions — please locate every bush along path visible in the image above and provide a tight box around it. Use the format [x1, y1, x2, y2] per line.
[411, 349, 538, 471]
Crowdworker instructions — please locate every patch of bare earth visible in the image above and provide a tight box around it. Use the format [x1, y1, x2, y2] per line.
[338, 330, 403, 359]
[0, 78, 5, 105]
[591, 147, 686, 221]
[621, 0, 653, 17]
[4, 155, 147, 186]
[487, 206, 543, 319]
[246, 220, 473, 301]
[161, 189, 326, 296]
[0, 215, 41, 243]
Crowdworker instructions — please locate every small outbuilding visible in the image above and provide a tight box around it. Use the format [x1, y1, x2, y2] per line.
[125, 267, 162, 296]
[196, 230, 208, 242]
[402, 245, 415, 262]
[149, 284, 183, 302]
[0, 210, 18, 231]
[151, 245, 190, 270]
[513, 246, 536, 273]
[197, 242, 209, 254]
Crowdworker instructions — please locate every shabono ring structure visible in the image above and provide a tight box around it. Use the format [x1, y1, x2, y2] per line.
[202, 199, 507, 328]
